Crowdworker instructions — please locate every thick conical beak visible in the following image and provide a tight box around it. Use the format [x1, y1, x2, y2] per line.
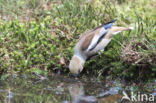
[72, 73, 80, 77]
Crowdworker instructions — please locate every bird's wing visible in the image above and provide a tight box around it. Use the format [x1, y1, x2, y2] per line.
[86, 19, 117, 51]
[86, 27, 108, 51]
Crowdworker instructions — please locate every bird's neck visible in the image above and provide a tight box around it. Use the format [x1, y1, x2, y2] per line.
[73, 55, 86, 65]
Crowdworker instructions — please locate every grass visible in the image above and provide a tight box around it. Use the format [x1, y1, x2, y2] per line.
[0, 0, 156, 81]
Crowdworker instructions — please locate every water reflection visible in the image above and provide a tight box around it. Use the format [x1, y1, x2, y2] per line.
[0, 75, 155, 103]
[66, 82, 122, 103]
[7, 88, 13, 103]
[68, 82, 97, 103]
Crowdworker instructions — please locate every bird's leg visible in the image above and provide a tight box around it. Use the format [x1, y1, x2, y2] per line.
[89, 49, 104, 60]
[98, 49, 104, 55]
[88, 53, 99, 60]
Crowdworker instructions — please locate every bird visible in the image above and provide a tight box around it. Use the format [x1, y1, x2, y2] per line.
[68, 82, 98, 103]
[69, 19, 134, 77]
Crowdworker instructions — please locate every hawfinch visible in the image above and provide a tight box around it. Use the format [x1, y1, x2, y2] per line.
[69, 19, 133, 77]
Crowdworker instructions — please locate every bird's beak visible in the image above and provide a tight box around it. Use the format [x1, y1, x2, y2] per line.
[72, 73, 80, 77]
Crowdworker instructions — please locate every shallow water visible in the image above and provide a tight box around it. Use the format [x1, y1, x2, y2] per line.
[0, 74, 155, 103]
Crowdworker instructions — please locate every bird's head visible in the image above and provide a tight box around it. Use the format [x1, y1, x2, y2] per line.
[69, 56, 84, 77]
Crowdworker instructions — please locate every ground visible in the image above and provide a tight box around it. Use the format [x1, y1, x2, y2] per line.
[0, 0, 155, 84]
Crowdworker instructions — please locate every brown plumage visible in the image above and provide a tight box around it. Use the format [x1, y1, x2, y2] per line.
[69, 20, 134, 76]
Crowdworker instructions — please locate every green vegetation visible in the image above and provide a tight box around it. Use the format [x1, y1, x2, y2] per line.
[0, 0, 155, 81]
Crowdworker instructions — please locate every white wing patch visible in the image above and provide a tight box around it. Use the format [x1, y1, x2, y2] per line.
[86, 27, 108, 51]
[87, 35, 99, 51]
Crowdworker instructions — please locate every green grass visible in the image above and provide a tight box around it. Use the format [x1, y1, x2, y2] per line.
[0, 0, 155, 81]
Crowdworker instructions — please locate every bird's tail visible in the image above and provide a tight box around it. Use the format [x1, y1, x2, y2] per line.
[111, 26, 134, 35]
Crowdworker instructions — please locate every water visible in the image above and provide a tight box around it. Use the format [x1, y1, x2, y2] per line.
[0, 74, 155, 103]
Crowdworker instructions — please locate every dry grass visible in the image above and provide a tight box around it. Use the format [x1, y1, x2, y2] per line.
[121, 38, 156, 66]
